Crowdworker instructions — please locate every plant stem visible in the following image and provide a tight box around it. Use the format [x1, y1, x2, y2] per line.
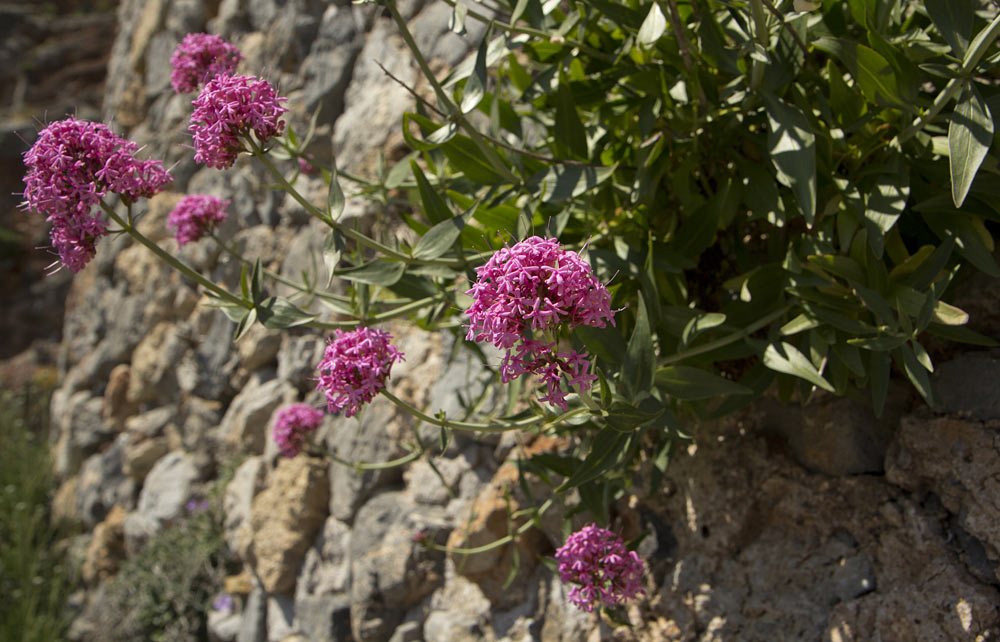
[660, 303, 793, 366]
[386, 0, 520, 186]
[380, 388, 590, 433]
[248, 137, 474, 269]
[101, 202, 248, 309]
[423, 498, 553, 555]
[896, 12, 1000, 144]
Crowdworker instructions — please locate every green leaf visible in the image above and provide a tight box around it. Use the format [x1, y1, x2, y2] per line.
[413, 200, 477, 259]
[925, 323, 1000, 347]
[813, 38, 903, 107]
[337, 261, 406, 286]
[233, 307, 257, 341]
[558, 426, 628, 491]
[780, 313, 821, 336]
[574, 325, 628, 367]
[654, 366, 751, 399]
[328, 164, 345, 222]
[250, 258, 263, 304]
[460, 31, 488, 114]
[449, 0, 467, 34]
[763, 94, 816, 224]
[532, 164, 616, 203]
[869, 350, 889, 417]
[441, 135, 507, 185]
[623, 292, 655, 399]
[949, 83, 994, 208]
[681, 312, 726, 346]
[256, 297, 319, 329]
[411, 161, 452, 224]
[221, 304, 250, 324]
[763, 341, 835, 392]
[895, 345, 937, 406]
[925, 0, 973, 56]
[865, 164, 909, 256]
[604, 399, 664, 431]
[554, 75, 588, 159]
[323, 228, 345, 288]
[637, 2, 667, 47]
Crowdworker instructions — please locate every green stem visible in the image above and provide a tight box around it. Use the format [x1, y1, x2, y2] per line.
[308, 293, 447, 329]
[423, 498, 553, 555]
[660, 303, 793, 366]
[248, 137, 471, 269]
[749, 0, 768, 92]
[896, 12, 1000, 145]
[435, 0, 613, 62]
[386, 1, 520, 186]
[380, 388, 590, 433]
[101, 202, 249, 309]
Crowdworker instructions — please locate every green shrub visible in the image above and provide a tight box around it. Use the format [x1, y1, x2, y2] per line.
[0, 380, 73, 642]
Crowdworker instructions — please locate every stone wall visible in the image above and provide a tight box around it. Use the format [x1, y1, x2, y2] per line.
[45, 1, 1000, 641]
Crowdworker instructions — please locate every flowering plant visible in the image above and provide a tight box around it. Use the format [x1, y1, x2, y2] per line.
[168, 194, 229, 246]
[169, 33, 243, 94]
[21, 0, 1000, 625]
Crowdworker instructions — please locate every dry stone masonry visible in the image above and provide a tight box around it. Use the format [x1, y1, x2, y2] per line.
[34, 1, 1000, 640]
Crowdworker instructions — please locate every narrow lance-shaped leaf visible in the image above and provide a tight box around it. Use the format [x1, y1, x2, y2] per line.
[623, 292, 655, 399]
[865, 163, 909, 257]
[460, 30, 489, 114]
[637, 2, 666, 48]
[328, 163, 345, 222]
[763, 341, 835, 392]
[763, 94, 817, 225]
[256, 297, 319, 329]
[413, 199, 478, 259]
[949, 83, 994, 208]
[925, 0, 973, 57]
[323, 228, 345, 288]
[449, 0, 467, 34]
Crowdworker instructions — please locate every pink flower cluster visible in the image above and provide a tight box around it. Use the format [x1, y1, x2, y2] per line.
[555, 524, 645, 613]
[189, 73, 287, 169]
[169, 33, 243, 94]
[167, 194, 229, 246]
[316, 327, 404, 418]
[21, 117, 172, 272]
[272, 403, 325, 458]
[465, 236, 614, 409]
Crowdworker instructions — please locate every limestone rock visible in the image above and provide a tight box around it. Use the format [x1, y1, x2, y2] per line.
[248, 456, 329, 593]
[267, 594, 296, 642]
[886, 414, 1000, 582]
[81, 504, 127, 585]
[219, 373, 297, 455]
[127, 321, 186, 404]
[933, 352, 1000, 421]
[238, 588, 268, 642]
[103, 363, 138, 428]
[123, 451, 199, 552]
[350, 492, 448, 642]
[237, 325, 283, 371]
[75, 435, 135, 528]
[277, 334, 326, 391]
[757, 388, 906, 476]
[224, 456, 266, 560]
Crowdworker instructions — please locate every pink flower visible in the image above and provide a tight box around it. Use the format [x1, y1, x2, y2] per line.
[21, 117, 172, 272]
[465, 237, 612, 409]
[167, 194, 229, 246]
[170, 33, 243, 94]
[555, 524, 645, 613]
[189, 73, 287, 169]
[316, 327, 404, 418]
[272, 403, 324, 458]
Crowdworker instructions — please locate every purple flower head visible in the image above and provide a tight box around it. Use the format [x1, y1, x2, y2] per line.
[465, 237, 611, 409]
[298, 156, 318, 175]
[316, 327, 404, 418]
[189, 73, 287, 169]
[21, 117, 172, 272]
[168, 194, 229, 246]
[186, 498, 209, 512]
[272, 403, 324, 458]
[555, 524, 645, 613]
[465, 236, 614, 349]
[170, 33, 243, 94]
